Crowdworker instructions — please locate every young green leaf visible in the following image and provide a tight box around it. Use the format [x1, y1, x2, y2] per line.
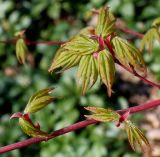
[125, 120, 151, 152]
[16, 38, 28, 64]
[77, 55, 98, 95]
[112, 36, 146, 73]
[84, 106, 120, 122]
[49, 27, 98, 73]
[140, 28, 160, 52]
[98, 49, 115, 97]
[48, 49, 81, 72]
[95, 7, 116, 38]
[24, 88, 55, 113]
[19, 117, 48, 137]
[140, 17, 160, 52]
[63, 34, 99, 56]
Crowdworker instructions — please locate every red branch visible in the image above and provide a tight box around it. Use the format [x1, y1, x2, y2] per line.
[0, 99, 160, 154]
[0, 39, 65, 45]
[118, 27, 144, 38]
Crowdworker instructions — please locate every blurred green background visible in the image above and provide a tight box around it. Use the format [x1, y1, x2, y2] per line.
[0, 0, 160, 157]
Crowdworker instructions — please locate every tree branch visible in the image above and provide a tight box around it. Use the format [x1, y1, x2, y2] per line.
[0, 40, 65, 45]
[118, 27, 144, 38]
[0, 99, 160, 154]
[115, 19, 144, 38]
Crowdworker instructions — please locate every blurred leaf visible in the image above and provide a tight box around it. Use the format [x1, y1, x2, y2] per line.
[152, 17, 160, 26]
[95, 7, 116, 38]
[77, 55, 98, 95]
[98, 49, 115, 97]
[120, 2, 134, 19]
[112, 36, 146, 73]
[141, 17, 160, 52]
[125, 120, 151, 152]
[84, 106, 120, 122]
[16, 38, 28, 64]
[24, 87, 55, 113]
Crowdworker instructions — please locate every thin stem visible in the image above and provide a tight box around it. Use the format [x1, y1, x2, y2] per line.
[118, 99, 160, 114]
[26, 41, 66, 45]
[118, 27, 144, 38]
[0, 40, 16, 44]
[115, 19, 144, 38]
[0, 40, 65, 45]
[0, 99, 160, 154]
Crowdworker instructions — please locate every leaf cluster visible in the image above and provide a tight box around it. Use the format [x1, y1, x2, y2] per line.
[85, 106, 151, 152]
[11, 88, 55, 137]
[49, 7, 146, 96]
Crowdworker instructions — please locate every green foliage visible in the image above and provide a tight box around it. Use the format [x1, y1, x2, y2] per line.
[19, 117, 48, 138]
[125, 120, 151, 152]
[84, 106, 120, 122]
[98, 49, 115, 96]
[95, 7, 116, 38]
[140, 17, 160, 52]
[48, 27, 98, 73]
[85, 106, 150, 152]
[77, 55, 98, 95]
[112, 36, 146, 73]
[1, 0, 160, 156]
[11, 87, 55, 137]
[24, 87, 55, 113]
[15, 31, 28, 64]
[49, 7, 146, 97]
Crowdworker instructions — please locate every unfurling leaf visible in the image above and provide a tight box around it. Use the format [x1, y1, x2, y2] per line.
[140, 28, 160, 52]
[19, 117, 48, 137]
[112, 36, 146, 73]
[24, 87, 55, 113]
[140, 17, 160, 52]
[98, 49, 115, 97]
[125, 120, 151, 152]
[16, 38, 28, 64]
[84, 106, 120, 122]
[95, 7, 116, 38]
[48, 27, 98, 72]
[77, 55, 98, 95]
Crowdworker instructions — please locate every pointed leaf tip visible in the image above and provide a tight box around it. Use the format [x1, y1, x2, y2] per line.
[24, 87, 55, 113]
[96, 7, 116, 38]
[77, 55, 98, 95]
[112, 36, 146, 73]
[125, 120, 151, 152]
[49, 27, 98, 73]
[10, 112, 23, 120]
[84, 106, 120, 122]
[98, 49, 115, 97]
[16, 38, 28, 64]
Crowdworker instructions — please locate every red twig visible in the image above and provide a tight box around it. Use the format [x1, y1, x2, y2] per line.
[119, 27, 144, 38]
[0, 99, 160, 154]
[0, 40, 16, 44]
[0, 40, 65, 45]
[26, 41, 66, 45]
